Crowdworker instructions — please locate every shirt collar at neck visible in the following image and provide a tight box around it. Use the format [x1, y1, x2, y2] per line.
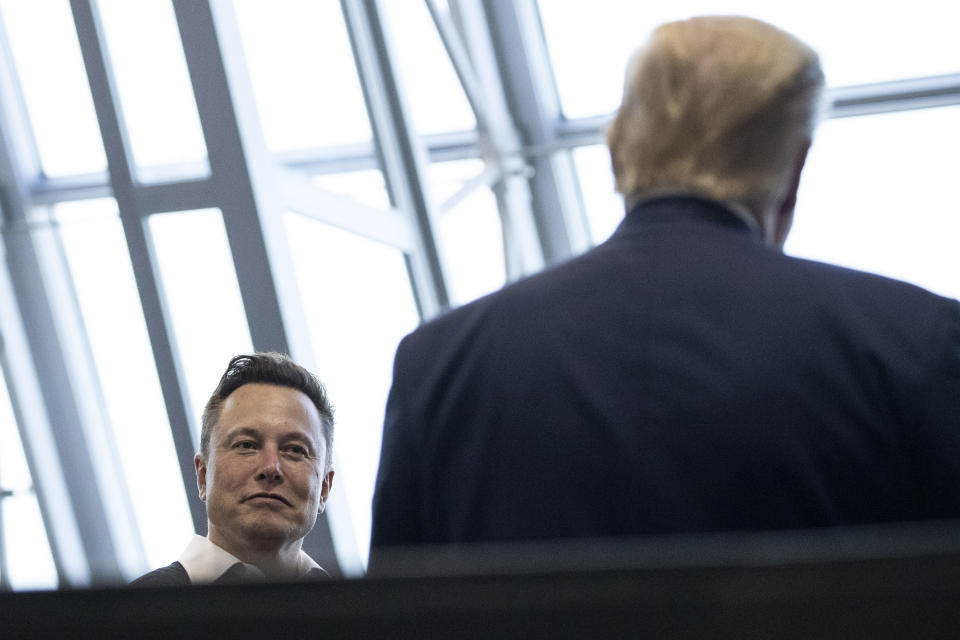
[177, 534, 321, 584]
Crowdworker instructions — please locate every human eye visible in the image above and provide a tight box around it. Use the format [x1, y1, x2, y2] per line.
[231, 439, 257, 451]
[284, 443, 310, 458]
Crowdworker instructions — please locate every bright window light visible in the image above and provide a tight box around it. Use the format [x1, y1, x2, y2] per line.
[537, 1, 960, 119]
[0, 365, 58, 591]
[312, 169, 392, 212]
[284, 212, 420, 562]
[0, 0, 106, 177]
[148, 209, 254, 433]
[233, 0, 372, 152]
[379, 0, 476, 135]
[96, 0, 208, 179]
[570, 107, 960, 301]
[787, 105, 960, 301]
[54, 199, 193, 570]
[572, 145, 622, 245]
[429, 160, 506, 305]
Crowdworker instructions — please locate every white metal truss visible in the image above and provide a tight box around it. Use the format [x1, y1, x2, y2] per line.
[340, 0, 450, 318]
[70, 0, 206, 541]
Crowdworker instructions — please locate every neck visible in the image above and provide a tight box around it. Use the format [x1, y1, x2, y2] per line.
[207, 528, 303, 580]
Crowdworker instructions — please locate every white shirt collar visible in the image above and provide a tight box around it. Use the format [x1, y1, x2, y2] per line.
[177, 534, 321, 584]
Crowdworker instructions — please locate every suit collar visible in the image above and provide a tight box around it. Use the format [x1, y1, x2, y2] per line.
[615, 196, 765, 242]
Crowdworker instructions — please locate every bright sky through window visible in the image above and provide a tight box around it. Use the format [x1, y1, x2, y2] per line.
[285, 213, 420, 565]
[149, 209, 255, 433]
[538, 0, 960, 119]
[54, 200, 194, 570]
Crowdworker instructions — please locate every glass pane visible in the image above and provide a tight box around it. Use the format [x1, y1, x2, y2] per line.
[233, 0, 373, 153]
[0, 365, 58, 591]
[312, 169, 391, 211]
[380, 1, 476, 135]
[572, 145, 623, 245]
[0, 0, 107, 176]
[96, 0, 208, 179]
[149, 209, 254, 432]
[54, 199, 193, 569]
[537, 1, 960, 119]
[429, 160, 506, 305]
[284, 213, 420, 562]
[786, 106, 960, 300]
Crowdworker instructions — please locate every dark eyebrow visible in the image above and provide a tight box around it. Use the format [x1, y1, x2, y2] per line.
[220, 427, 318, 456]
[222, 427, 262, 442]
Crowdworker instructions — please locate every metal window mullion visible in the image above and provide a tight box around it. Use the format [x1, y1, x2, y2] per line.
[0, 4, 131, 585]
[0, 488, 6, 591]
[481, 0, 591, 262]
[171, 0, 298, 355]
[0, 247, 90, 587]
[0, 4, 92, 588]
[548, 77, 960, 146]
[0, 366, 8, 592]
[424, 1, 485, 124]
[442, 0, 545, 280]
[827, 73, 960, 118]
[340, 0, 449, 319]
[277, 169, 415, 252]
[0, 9, 41, 184]
[69, 0, 205, 534]
[170, 0, 351, 575]
[0, 231, 99, 586]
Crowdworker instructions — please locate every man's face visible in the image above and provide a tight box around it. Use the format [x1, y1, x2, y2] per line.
[195, 383, 334, 556]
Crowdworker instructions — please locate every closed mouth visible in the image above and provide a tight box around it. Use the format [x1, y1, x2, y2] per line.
[243, 493, 291, 506]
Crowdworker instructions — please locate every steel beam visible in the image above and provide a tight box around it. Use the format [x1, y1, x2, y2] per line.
[442, 0, 545, 280]
[0, 3, 138, 585]
[341, 0, 449, 318]
[171, 0, 353, 574]
[482, 0, 591, 262]
[70, 0, 206, 536]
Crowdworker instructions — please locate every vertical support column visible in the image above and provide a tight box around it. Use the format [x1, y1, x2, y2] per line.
[0, 243, 90, 587]
[0, 485, 7, 591]
[481, 0, 591, 262]
[0, 363, 8, 590]
[0, 4, 130, 585]
[341, 0, 449, 319]
[170, 0, 348, 574]
[429, 0, 545, 280]
[69, 0, 206, 534]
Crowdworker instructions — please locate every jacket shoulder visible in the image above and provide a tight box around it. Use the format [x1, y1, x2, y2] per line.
[128, 561, 190, 587]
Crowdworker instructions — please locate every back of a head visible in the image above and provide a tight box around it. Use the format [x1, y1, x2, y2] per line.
[608, 16, 824, 216]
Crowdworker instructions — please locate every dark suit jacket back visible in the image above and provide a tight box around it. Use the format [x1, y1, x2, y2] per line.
[371, 197, 960, 550]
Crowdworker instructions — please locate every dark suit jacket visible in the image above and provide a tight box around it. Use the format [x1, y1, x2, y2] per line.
[129, 562, 191, 587]
[129, 562, 329, 586]
[371, 196, 960, 551]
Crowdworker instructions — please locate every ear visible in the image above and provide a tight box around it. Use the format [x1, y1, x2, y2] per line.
[317, 470, 335, 514]
[195, 453, 208, 502]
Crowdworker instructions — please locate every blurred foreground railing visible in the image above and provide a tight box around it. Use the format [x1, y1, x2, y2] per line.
[4, 520, 960, 639]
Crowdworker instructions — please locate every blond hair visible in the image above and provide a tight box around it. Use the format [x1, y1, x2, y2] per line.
[607, 16, 824, 217]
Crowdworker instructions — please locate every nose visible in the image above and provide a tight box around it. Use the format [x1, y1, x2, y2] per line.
[255, 447, 283, 482]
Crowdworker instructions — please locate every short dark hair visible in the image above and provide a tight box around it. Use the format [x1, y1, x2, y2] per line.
[200, 352, 334, 470]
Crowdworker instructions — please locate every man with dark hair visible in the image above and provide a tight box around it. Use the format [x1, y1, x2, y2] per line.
[370, 16, 960, 553]
[132, 352, 335, 585]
